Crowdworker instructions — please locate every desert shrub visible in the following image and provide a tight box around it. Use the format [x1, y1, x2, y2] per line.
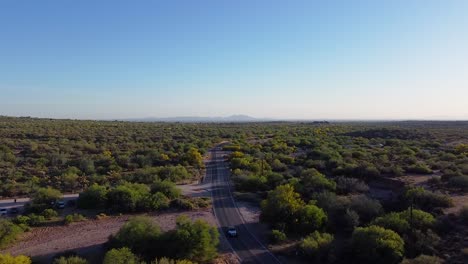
[401, 255, 443, 264]
[406, 163, 433, 174]
[0, 219, 24, 248]
[349, 195, 383, 223]
[269, 229, 287, 244]
[106, 182, 150, 212]
[405, 229, 440, 257]
[398, 209, 435, 231]
[103, 248, 140, 264]
[193, 197, 210, 208]
[405, 187, 452, 212]
[299, 231, 334, 261]
[350, 225, 404, 264]
[42, 208, 59, 219]
[110, 216, 161, 253]
[0, 253, 31, 264]
[297, 169, 336, 197]
[459, 206, 468, 225]
[27, 187, 62, 213]
[171, 198, 196, 210]
[296, 204, 327, 233]
[372, 208, 435, 237]
[53, 255, 88, 264]
[26, 214, 46, 226]
[171, 215, 219, 262]
[13, 215, 31, 226]
[151, 180, 181, 199]
[260, 184, 305, 231]
[64, 214, 86, 225]
[335, 176, 369, 194]
[77, 184, 108, 209]
[373, 212, 411, 234]
[448, 176, 468, 191]
[139, 192, 170, 211]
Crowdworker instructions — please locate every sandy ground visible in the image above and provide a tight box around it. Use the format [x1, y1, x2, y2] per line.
[2, 209, 217, 263]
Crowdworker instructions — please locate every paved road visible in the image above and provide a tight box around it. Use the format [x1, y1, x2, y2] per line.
[0, 194, 79, 214]
[207, 147, 281, 264]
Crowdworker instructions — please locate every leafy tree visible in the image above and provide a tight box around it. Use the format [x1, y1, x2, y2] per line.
[77, 184, 108, 209]
[110, 216, 161, 256]
[186, 148, 203, 169]
[349, 195, 383, 223]
[372, 212, 410, 235]
[151, 180, 181, 199]
[173, 215, 219, 262]
[297, 204, 327, 233]
[404, 187, 452, 212]
[269, 229, 287, 244]
[28, 187, 62, 212]
[260, 184, 305, 231]
[139, 192, 170, 211]
[0, 253, 31, 264]
[42, 208, 59, 219]
[106, 183, 150, 212]
[350, 225, 404, 264]
[103, 248, 139, 264]
[298, 168, 336, 196]
[299, 231, 334, 262]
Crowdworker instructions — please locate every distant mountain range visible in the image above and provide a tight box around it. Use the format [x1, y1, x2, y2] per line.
[124, 115, 272, 123]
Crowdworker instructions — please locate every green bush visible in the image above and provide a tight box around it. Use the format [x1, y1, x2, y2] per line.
[0, 220, 25, 248]
[297, 204, 327, 233]
[405, 187, 453, 211]
[349, 195, 383, 223]
[171, 198, 196, 210]
[299, 231, 334, 261]
[109, 216, 162, 257]
[139, 192, 170, 211]
[42, 208, 59, 219]
[53, 255, 88, 264]
[0, 253, 31, 264]
[106, 182, 150, 212]
[459, 206, 468, 225]
[350, 225, 404, 264]
[172, 215, 219, 262]
[77, 184, 108, 209]
[269, 229, 287, 244]
[151, 180, 181, 199]
[27, 214, 46, 226]
[103, 248, 140, 264]
[406, 163, 433, 174]
[64, 214, 86, 225]
[448, 176, 468, 191]
[260, 184, 305, 231]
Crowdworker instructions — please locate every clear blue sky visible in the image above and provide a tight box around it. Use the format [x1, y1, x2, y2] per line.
[1, 0, 467, 120]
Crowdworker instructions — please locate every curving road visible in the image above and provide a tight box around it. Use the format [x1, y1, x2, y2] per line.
[206, 147, 281, 264]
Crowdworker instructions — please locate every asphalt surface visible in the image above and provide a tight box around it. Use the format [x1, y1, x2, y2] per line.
[207, 147, 281, 264]
[0, 194, 79, 215]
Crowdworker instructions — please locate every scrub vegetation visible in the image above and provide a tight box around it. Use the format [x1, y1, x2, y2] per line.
[1, 117, 468, 263]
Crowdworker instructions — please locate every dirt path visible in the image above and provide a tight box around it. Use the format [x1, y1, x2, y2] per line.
[2, 209, 216, 263]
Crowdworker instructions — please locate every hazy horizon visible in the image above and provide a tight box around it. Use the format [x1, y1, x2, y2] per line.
[1, 1, 467, 120]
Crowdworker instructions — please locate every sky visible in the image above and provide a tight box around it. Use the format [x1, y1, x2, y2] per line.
[0, 0, 467, 120]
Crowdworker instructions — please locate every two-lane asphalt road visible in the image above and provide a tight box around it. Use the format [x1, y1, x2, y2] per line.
[206, 147, 281, 264]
